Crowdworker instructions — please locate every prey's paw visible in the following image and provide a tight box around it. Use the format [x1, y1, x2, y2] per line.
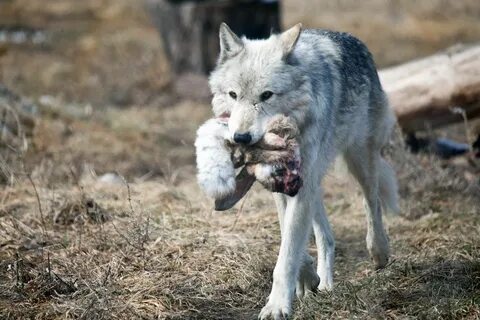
[258, 301, 291, 320]
[260, 132, 287, 150]
[296, 258, 320, 298]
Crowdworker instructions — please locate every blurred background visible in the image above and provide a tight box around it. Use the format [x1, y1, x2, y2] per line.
[0, 1, 479, 319]
[1, 0, 480, 105]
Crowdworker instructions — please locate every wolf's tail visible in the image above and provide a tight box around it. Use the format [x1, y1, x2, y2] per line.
[378, 157, 400, 215]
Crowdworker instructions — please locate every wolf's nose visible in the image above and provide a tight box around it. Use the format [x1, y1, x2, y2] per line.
[233, 132, 252, 144]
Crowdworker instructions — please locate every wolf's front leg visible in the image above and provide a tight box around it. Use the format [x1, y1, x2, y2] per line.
[273, 194, 320, 299]
[312, 191, 335, 290]
[259, 190, 314, 320]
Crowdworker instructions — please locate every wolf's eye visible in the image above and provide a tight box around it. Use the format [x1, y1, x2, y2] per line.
[228, 91, 237, 100]
[260, 91, 273, 101]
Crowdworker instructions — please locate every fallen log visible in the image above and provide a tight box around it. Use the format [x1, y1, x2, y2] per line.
[379, 44, 480, 132]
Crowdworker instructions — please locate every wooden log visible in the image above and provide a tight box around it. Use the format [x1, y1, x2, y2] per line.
[379, 44, 480, 132]
[146, 0, 280, 75]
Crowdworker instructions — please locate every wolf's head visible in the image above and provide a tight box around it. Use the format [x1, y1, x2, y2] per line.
[209, 23, 311, 145]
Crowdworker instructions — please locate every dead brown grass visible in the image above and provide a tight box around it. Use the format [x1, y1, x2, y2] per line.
[1, 1, 479, 319]
[0, 0, 171, 106]
[0, 101, 479, 320]
[284, 0, 480, 67]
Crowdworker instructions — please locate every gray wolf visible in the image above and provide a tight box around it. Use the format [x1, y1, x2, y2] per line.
[201, 22, 400, 319]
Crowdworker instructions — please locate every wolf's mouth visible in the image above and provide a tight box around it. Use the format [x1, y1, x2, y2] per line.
[217, 112, 230, 123]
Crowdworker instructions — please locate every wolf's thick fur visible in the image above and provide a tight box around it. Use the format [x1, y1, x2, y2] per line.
[207, 23, 400, 319]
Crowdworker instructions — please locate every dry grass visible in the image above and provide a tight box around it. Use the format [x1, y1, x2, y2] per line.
[0, 101, 479, 320]
[1, 1, 479, 319]
[284, 0, 480, 67]
[0, 0, 171, 106]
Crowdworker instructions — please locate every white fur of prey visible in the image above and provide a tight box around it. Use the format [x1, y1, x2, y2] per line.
[194, 119, 236, 199]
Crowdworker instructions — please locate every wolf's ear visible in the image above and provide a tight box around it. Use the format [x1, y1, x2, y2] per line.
[279, 23, 302, 58]
[218, 23, 244, 64]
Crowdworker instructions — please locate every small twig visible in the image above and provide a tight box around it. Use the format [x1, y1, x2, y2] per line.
[450, 107, 473, 150]
[52, 271, 76, 293]
[120, 175, 135, 215]
[47, 250, 52, 278]
[78, 278, 104, 320]
[144, 213, 150, 246]
[98, 216, 107, 246]
[110, 219, 142, 251]
[26, 173, 47, 237]
[102, 265, 112, 286]
[79, 298, 96, 320]
[141, 211, 151, 270]
[117, 176, 151, 267]
[230, 191, 250, 231]
[77, 221, 83, 251]
[69, 166, 86, 201]
[70, 166, 100, 251]
[0, 101, 25, 152]
[0, 154, 15, 184]
[15, 252, 22, 287]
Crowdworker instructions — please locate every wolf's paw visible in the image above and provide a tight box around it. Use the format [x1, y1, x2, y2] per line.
[258, 301, 291, 320]
[367, 233, 390, 269]
[370, 249, 389, 269]
[259, 286, 292, 320]
[296, 258, 320, 298]
[317, 279, 333, 291]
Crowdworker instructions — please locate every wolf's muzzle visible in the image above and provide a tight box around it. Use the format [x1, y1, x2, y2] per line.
[233, 132, 252, 144]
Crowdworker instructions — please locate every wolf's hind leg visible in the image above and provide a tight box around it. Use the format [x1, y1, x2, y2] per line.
[296, 253, 320, 298]
[344, 146, 390, 268]
[378, 157, 400, 214]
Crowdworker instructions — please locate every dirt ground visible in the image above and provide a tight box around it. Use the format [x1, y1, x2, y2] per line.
[1, 0, 480, 319]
